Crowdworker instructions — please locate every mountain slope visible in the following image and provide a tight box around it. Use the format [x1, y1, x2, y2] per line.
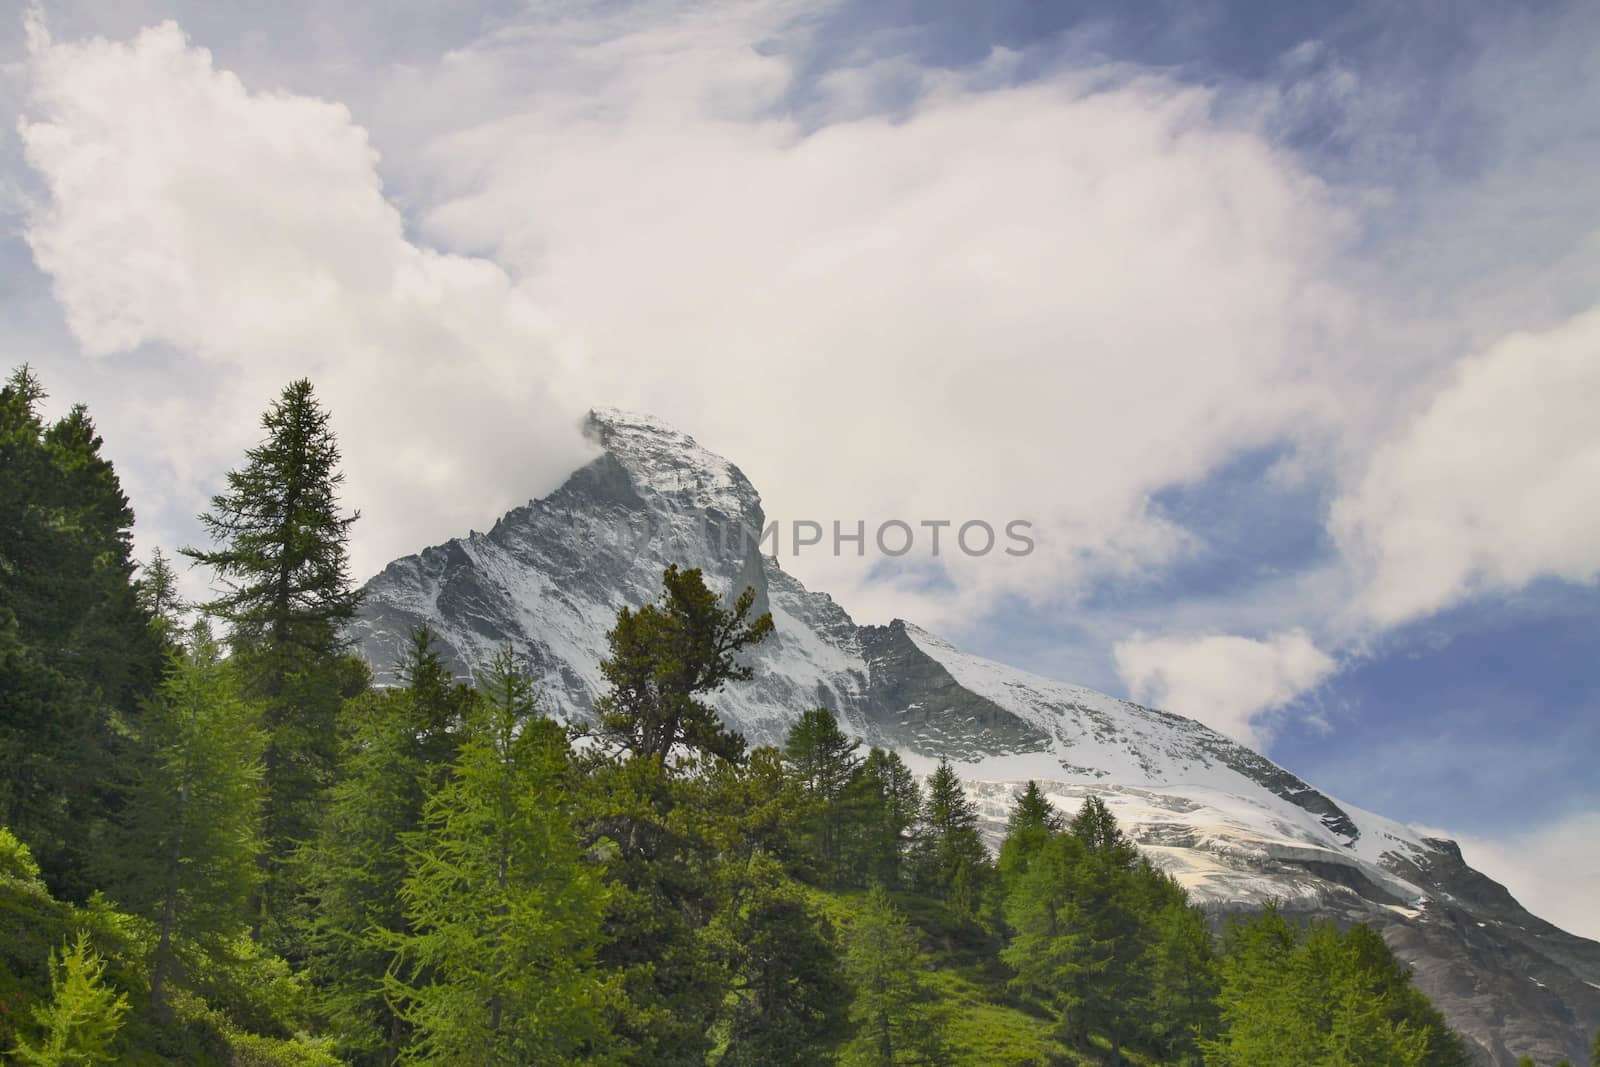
[351, 408, 1600, 1066]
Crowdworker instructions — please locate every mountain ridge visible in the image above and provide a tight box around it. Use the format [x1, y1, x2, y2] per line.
[350, 407, 1600, 1066]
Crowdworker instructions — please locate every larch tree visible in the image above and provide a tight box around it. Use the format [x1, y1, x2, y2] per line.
[114, 624, 265, 1016]
[841, 884, 949, 1066]
[914, 760, 989, 918]
[385, 648, 612, 1065]
[782, 707, 862, 885]
[304, 626, 470, 1065]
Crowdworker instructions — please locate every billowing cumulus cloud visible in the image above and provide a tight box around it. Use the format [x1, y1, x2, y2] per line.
[10, 1, 1599, 766]
[1332, 303, 1600, 629]
[387, 5, 1357, 628]
[1113, 629, 1337, 747]
[19, 19, 598, 582]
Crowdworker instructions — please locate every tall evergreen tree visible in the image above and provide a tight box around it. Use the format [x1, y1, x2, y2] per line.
[114, 624, 265, 1016]
[713, 855, 850, 1066]
[304, 627, 470, 1064]
[997, 781, 1061, 890]
[385, 648, 611, 1065]
[182, 378, 366, 937]
[0, 367, 162, 897]
[1002, 799, 1149, 1057]
[913, 760, 989, 918]
[841, 885, 949, 1066]
[782, 707, 862, 885]
[842, 749, 922, 889]
[137, 548, 185, 639]
[1140, 869, 1220, 1064]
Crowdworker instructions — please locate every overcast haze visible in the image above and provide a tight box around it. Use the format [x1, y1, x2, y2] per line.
[3, 1, 1597, 938]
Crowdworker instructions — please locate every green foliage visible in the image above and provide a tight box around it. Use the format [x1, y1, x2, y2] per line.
[301, 627, 470, 1064]
[783, 707, 863, 886]
[384, 649, 613, 1064]
[113, 625, 266, 1015]
[913, 760, 991, 920]
[0, 366, 164, 899]
[181, 378, 367, 936]
[711, 855, 850, 1066]
[136, 548, 184, 640]
[595, 564, 773, 766]
[842, 749, 923, 890]
[1205, 905, 1470, 1067]
[840, 885, 951, 1066]
[10, 930, 129, 1065]
[0, 373, 1489, 1066]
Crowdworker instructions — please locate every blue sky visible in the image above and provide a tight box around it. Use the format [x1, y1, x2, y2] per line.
[3, 0, 1597, 935]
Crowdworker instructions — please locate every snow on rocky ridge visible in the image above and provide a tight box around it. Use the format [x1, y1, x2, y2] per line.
[350, 408, 1600, 1066]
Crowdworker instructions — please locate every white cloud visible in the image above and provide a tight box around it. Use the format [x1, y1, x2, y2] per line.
[1112, 629, 1337, 747]
[1451, 812, 1600, 943]
[15, 7, 1365, 629]
[376, 4, 1361, 629]
[1332, 303, 1600, 629]
[18, 20, 598, 581]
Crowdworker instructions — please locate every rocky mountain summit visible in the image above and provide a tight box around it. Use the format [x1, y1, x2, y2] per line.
[351, 408, 1600, 1066]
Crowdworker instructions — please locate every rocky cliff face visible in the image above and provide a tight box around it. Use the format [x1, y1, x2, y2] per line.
[351, 408, 1600, 1066]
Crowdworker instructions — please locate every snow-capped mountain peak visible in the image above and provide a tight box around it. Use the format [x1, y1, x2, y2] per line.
[350, 408, 1600, 1067]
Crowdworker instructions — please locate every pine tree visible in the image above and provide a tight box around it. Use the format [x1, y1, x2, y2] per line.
[10, 931, 129, 1066]
[385, 648, 611, 1064]
[304, 627, 470, 1064]
[181, 378, 365, 937]
[913, 760, 989, 918]
[997, 781, 1060, 890]
[0, 367, 163, 898]
[1002, 800, 1148, 1056]
[1205, 909, 1465, 1067]
[782, 707, 862, 885]
[841, 749, 922, 889]
[114, 624, 265, 1016]
[841, 885, 949, 1066]
[136, 548, 184, 639]
[1140, 869, 1219, 1064]
[595, 564, 772, 767]
[713, 855, 850, 1066]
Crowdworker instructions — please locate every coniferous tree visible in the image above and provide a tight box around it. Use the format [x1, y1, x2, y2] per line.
[10, 931, 129, 1066]
[714, 855, 850, 1066]
[304, 627, 470, 1064]
[137, 548, 185, 639]
[841, 884, 950, 1067]
[0, 367, 162, 897]
[595, 564, 773, 767]
[783, 707, 862, 885]
[385, 648, 611, 1065]
[182, 378, 366, 938]
[114, 624, 265, 1016]
[997, 782, 1060, 889]
[583, 566, 773, 1064]
[1205, 907, 1467, 1067]
[1140, 869, 1220, 1064]
[843, 749, 922, 889]
[1001, 797, 1148, 1056]
[913, 760, 989, 918]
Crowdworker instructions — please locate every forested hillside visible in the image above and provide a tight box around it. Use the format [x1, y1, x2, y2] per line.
[1, 367, 1587, 1065]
